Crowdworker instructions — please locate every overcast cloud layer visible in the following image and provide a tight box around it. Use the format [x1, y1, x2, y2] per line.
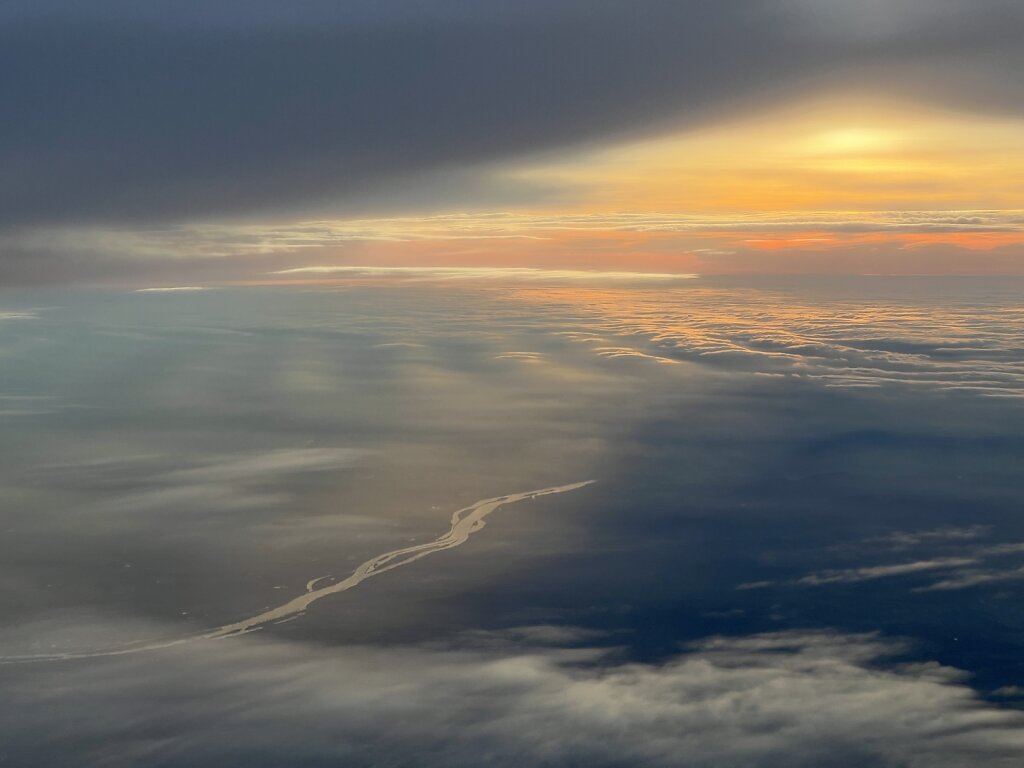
[2, 0, 1023, 234]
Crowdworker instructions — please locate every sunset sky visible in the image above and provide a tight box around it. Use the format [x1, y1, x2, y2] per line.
[2, 0, 1023, 283]
[7, 5, 1024, 766]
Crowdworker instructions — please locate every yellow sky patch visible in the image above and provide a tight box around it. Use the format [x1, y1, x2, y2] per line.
[513, 97, 1024, 214]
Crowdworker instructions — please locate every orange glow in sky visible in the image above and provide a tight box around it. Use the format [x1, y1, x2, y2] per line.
[512, 97, 1024, 214]
[259, 96, 1024, 275]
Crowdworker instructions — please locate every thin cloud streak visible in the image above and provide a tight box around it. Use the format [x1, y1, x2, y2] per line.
[743, 524, 1024, 592]
[271, 266, 699, 280]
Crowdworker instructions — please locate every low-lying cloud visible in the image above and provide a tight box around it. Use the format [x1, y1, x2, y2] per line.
[2, 625, 1023, 766]
[742, 525, 1024, 593]
[23, 448, 366, 519]
[527, 281, 1024, 398]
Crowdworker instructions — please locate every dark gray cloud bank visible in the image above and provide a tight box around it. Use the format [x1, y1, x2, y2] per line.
[1, 0, 1022, 235]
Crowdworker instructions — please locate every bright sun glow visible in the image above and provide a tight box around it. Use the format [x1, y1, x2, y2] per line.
[804, 128, 899, 155]
[511, 97, 1024, 214]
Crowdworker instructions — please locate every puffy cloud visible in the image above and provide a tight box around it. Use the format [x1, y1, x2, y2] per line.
[3, 626, 1023, 766]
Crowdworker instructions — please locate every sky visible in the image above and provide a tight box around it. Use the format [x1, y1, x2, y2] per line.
[3, 0, 1024, 284]
[5, 7, 1024, 765]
